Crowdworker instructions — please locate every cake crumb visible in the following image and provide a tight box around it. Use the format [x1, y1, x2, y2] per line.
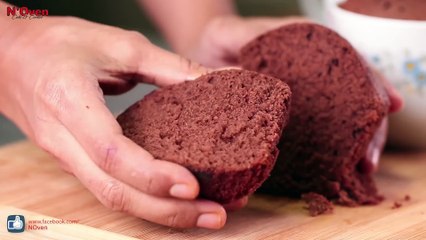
[392, 201, 402, 209]
[404, 195, 411, 201]
[302, 192, 334, 216]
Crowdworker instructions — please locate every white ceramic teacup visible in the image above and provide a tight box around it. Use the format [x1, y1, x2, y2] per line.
[317, 0, 426, 149]
[298, 0, 326, 23]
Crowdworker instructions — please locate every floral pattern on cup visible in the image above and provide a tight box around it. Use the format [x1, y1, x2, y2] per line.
[404, 58, 426, 90]
[368, 53, 425, 96]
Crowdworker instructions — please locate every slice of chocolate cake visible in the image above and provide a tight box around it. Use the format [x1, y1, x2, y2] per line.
[240, 23, 390, 206]
[117, 69, 292, 203]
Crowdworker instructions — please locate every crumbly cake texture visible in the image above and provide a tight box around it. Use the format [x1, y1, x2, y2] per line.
[117, 69, 292, 203]
[240, 23, 390, 206]
[302, 192, 334, 216]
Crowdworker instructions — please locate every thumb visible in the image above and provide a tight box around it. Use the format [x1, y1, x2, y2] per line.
[141, 44, 212, 86]
[124, 41, 211, 87]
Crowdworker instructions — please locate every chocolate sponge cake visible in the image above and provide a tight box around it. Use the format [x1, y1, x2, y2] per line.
[117, 70, 292, 203]
[340, 0, 426, 21]
[240, 23, 390, 206]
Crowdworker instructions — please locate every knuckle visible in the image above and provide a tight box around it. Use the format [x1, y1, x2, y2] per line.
[142, 173, 154, 194]
[166, 212, 180, 228]
[137, 160, 164, 195]
[40, 17, 81, 41]
[125, 30, 150, 45]
[122, 31, 150, 53]
[35, 80, 64, 112]
[35, 75, 71, 120]
[165, 209, 197, 228]
[113, 30, 151, 64]
[43, 82, 66, 110]
[96, 142, 120, 174]
[99, 180, 128, 212]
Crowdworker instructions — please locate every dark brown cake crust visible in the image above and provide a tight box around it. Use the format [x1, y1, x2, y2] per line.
[117, 70, 292, 203]
[340, 0, 426, 21]
[240, 23, 389, 205]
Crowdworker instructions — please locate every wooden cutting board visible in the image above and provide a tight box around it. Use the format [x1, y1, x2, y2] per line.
[0, 141, 426, 239]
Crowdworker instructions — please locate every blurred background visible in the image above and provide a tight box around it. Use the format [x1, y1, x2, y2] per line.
[0, 0, 302, 145]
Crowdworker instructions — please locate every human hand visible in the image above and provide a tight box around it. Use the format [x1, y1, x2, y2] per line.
[186, 15, 308, 68]
[0, 16, 246, 229]
[188, 16, 403, 172]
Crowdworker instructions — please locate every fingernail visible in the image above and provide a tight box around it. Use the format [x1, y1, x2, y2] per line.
[196, 213, 224, 229]
[186, 67, 212, 81]
[371, 147, 381, 168]
[169, 184, 194, 199]
[187, 67, 242, 81]
[215, 66, 242, 71]
[186, 74, 202, 81]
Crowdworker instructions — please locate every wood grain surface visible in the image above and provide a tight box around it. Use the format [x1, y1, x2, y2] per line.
[0, 141, 425, 239]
